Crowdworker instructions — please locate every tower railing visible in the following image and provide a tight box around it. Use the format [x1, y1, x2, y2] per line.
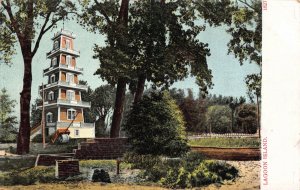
[39, 80, 88, 91]
[47, 47, 80, 57]
[43, 63, 83, 74]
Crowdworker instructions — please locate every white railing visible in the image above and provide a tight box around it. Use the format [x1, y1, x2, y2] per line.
[188, 133, 259, 139]
[43, 64, 83, 74]
[57, 99, 91, 107]
[47, 47, 80, 57]
[39, 81, 88, 91]
[56, 122, 94, 128]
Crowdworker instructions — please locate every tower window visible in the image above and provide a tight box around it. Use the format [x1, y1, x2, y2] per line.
[50, 74, 55, 83]
[75, 129, 79, 136]
[66, 55, 72, 67]
[67, 109, 76, 120]
[66, 39, 70, 49]
[46, 112, 53, 123]
[66, 90, 75, 101]
[53, 40, 59, 50]
[52, 57, 57, 66]
[48, 91, 54, 101]
[66, 73, 74, 83]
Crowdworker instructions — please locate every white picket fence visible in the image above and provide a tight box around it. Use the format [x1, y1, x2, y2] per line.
[188, 133, 259, 139]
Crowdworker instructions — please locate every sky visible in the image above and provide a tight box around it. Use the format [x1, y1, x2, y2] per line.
[0, 19, 260, 120]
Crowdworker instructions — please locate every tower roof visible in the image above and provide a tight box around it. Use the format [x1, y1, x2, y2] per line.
[51, 29, 76, 40]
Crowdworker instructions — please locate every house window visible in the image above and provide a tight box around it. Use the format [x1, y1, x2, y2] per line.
[67, 109, 76, 120]
[50, 75, 55, 83]
[53, 40, 59, 50]
[66, 73, 74, 83]
[66, 90, 75, 101]
[66, 39, 70, 49]
[75, 129, 79, 137]
[52, 57, 57, 66]
[46, 112, 53, 123]
[48, 91, 54, 101]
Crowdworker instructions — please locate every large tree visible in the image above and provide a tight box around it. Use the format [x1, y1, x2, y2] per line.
[80, 0, 130, 138]
[80, 0, 213, 137]
[0, 0, 76, 154]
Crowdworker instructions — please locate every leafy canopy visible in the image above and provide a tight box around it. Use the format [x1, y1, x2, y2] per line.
[79, 0, 213, 94]
[0, 0, 76, 63]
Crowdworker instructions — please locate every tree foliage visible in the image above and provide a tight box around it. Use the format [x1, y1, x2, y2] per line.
[236, 104, 258, 134]
[0, 88, 17, 142]
[80, 81, 116, 137]
[30, 98, 42, 128]
[206, 105, 231, 134]
[124, 91, 189, 157]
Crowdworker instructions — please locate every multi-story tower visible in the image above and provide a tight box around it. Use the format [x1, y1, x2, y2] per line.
[39, 29, 95, 139]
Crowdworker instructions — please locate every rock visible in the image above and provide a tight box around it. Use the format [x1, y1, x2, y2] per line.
[92, 169, 111, 183]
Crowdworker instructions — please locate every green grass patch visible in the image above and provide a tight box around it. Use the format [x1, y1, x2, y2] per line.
[0, 157, 36, 172]
[79, 160, 131, 171]
[0, 166, 56, 185]
[188, 137, 260, 148]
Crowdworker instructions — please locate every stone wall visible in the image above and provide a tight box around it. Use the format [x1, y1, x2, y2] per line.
[55, 160, 80, 179]
[35, 153, 75, 166]
[74, 138, 129, 159]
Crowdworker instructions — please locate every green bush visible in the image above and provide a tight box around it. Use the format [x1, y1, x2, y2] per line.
[0, 127, 17, 143]
[123, 91, 189, 157]
[126, 152, 238, 188]
[0, 166, 56, 185]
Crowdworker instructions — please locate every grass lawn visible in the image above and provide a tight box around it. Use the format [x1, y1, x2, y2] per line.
[188, 137, 260, 148]
[0, 183, 167, 190]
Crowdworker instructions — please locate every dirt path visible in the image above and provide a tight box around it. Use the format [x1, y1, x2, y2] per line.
[203, 161, 260, 190]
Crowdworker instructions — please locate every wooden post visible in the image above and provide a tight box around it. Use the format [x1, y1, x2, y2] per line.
[42, 83, 46, 149]
[116, 159, 121, 175]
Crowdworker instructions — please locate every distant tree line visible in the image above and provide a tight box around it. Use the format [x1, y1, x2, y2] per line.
[169, 88, 258, 134]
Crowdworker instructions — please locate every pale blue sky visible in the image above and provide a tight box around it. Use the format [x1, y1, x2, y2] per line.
[0, 19, 260, 119]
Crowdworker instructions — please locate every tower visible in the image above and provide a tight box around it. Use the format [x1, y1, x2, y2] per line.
[39, 29, 95, 139]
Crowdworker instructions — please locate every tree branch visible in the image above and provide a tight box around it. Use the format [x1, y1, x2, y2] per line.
[94, 0, 112, 25]
[237, 0, 255, 10]
[3, 0, 23, 39]
[32, 12, 52, 56]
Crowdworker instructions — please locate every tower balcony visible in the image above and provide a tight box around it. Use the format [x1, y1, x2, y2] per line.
[47, 47, 80, 58]
[43, 64, 83, 76]
[46, 122, 94, 128]
[38, 99, 91, 109]
[39, 81, 88, 91]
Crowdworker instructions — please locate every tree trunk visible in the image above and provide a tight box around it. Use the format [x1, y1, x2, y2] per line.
[231, 110, 234, 133]
[17, 50, 32, 154]
[109, 0, 129, 138]
[256, 95, 260, 138]
[110, 78, 127, 138]
[133, 75, 146, 104]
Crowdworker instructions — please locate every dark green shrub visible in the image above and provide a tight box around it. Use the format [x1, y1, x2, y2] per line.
[127, 152, 238, 189]
[123, 91, 189, 157]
